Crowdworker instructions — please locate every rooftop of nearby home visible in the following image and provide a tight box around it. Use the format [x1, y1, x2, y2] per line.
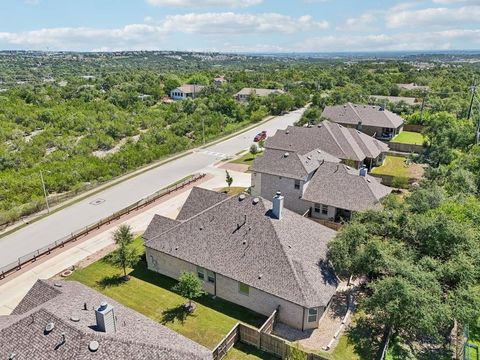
[144, 187, 338, 309]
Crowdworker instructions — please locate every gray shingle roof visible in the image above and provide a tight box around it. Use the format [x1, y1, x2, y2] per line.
[145, 189, 338, 308]
[143, 214, 180, 242]
[265, 120, 388, 163]
[176, 187, 228, 221]
[1, 280, 212, 360]
[175, 84, 205, 94]
[322, 103, 404, 129]
[302, 162, 392, 212]
[251, 148, 340, 180]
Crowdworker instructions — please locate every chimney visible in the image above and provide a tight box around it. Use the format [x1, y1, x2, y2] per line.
[359, 166, 368, 177]
[272, 191, 284, 220]
[95, 301, 116, 333]
[356, 121, 362, 131]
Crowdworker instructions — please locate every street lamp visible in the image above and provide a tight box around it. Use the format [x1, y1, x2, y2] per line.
[39, 170, 50, 213]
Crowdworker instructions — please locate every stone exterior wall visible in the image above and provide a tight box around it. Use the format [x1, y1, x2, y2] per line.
[251, 172, 309, 215]
[145, 247, 324, 330]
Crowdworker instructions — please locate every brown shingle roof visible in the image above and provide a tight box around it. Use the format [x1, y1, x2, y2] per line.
[302, 162, 392, 212]
[322, 103, 404, 129]
[0, 280, 212, 360]
[145, 189, 338, 308]
[251, 148, 340, 180]
[175, 84, 205, 94]
[265, 120, 388, 164]
[143, 214, 180, 242]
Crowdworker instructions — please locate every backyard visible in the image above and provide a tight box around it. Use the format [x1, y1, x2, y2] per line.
[391, 131, 425, 145]
[371, 155, 425, 187]
[69, 238, 266, 350]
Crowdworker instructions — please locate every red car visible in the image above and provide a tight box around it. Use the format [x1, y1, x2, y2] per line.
[254, 131, 267, 142]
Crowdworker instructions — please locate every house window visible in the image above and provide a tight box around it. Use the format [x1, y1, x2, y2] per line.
[321, 204, 328, 215]
[308, 308, 318, 323]
[314, 203, 320, 213]
[207, 270, 215, 283]
[294, 180, 300, 190]
[238, 282, 250, 296]
[197, 266, 205, 280]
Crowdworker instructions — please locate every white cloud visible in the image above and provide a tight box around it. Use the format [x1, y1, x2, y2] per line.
[296, 29, 480, 52]
[386, 5, 480, 28]
[340, 12, 378, 31]
[161, 12, 328, 34]
[432, 0, 480, 4]
[146, 0, 262, 7]
[0, 12, 329, 50]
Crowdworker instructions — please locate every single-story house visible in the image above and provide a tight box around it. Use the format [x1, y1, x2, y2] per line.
[265, 120, 389, 170]
[234, 88, 284, 102]
[170, 84, 205, 100]
[321, 103, 405, 140]
[143, 187, 338, 331]
[0, 279, 211, 359]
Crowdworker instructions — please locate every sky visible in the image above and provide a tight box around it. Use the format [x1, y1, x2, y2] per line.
[0, 0, 479, 52]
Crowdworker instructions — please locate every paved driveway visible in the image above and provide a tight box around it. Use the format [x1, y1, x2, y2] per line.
[0, 109, 305, 268]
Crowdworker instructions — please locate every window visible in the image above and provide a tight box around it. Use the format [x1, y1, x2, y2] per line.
[238, 282, 250, 296]
[207, 270, 215, 283]
[314, 203, 320, 213]
[308, 308, 318, 323]
[294, 180, 300, 190]
[197, 266, 205, 280]
[321, 204, 328, 215]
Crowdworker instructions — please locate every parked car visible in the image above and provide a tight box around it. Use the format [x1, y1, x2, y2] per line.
[254, 131, 267, 142]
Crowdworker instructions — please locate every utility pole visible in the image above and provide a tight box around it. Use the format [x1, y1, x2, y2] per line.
[467, 78, 477, 120]
[39, 170, 50, 213]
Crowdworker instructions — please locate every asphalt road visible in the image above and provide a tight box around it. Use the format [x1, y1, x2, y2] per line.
[0, 108, 305, 268]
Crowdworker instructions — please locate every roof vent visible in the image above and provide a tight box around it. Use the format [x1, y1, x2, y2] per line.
[366, 178, 371, 183]
[307, 156, 312, 160]
[45, 322, 55, 333]
[54, 282, 62, 287]
[317, 149, 321, 153]
[239, 194, 246, 201]
[317, 124, 322, 128]
[8, 354, 15, 360]
[252, 197, 259, 205]
[70, 314, 80, 322]
[199, 225, 203, 230]
[285, 130, 289, 134]
[89, 340, 99, 352]
[345, 166, 351, 170]
[284, 152, 289, 158]
[258, 274, 263, 279]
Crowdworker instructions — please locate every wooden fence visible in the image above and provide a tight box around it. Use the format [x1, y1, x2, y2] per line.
[403, 124, 425, 132]
[311, 218, 343, 231]
[213, 307, 328, 360]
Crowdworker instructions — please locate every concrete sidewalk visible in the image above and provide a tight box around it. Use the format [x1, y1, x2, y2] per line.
[0, 168, 251, 315]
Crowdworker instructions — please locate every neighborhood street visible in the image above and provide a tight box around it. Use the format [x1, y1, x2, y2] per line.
[0, 108, 305, 268]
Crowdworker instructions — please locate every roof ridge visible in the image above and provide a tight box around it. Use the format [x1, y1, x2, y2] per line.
[322, 121, 348, 158]
[347, 102, 364, 123]
[145, 193, 234, 247]
[265, 207, 310, 307]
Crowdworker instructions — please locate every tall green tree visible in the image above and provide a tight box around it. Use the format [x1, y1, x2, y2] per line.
[110, 224, 140, 280]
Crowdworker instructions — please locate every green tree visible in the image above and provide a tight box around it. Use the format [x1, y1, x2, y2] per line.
[109, 224, 140, 280]
[249, 144, 258, 156]
[173, 272, 205, 311]
[225, 170, 233, 188]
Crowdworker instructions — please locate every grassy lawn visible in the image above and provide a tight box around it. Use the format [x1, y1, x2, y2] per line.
[371, 156, 424, 188]
[313, 335, 361, 360]
[391, 131, 425, 145]
[218, 186, 247, 196]
[69, 238, 266, 349]
[371, 155, 410, 178]
[466, 320, 480, 360]
[231, 151, 263, 166]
